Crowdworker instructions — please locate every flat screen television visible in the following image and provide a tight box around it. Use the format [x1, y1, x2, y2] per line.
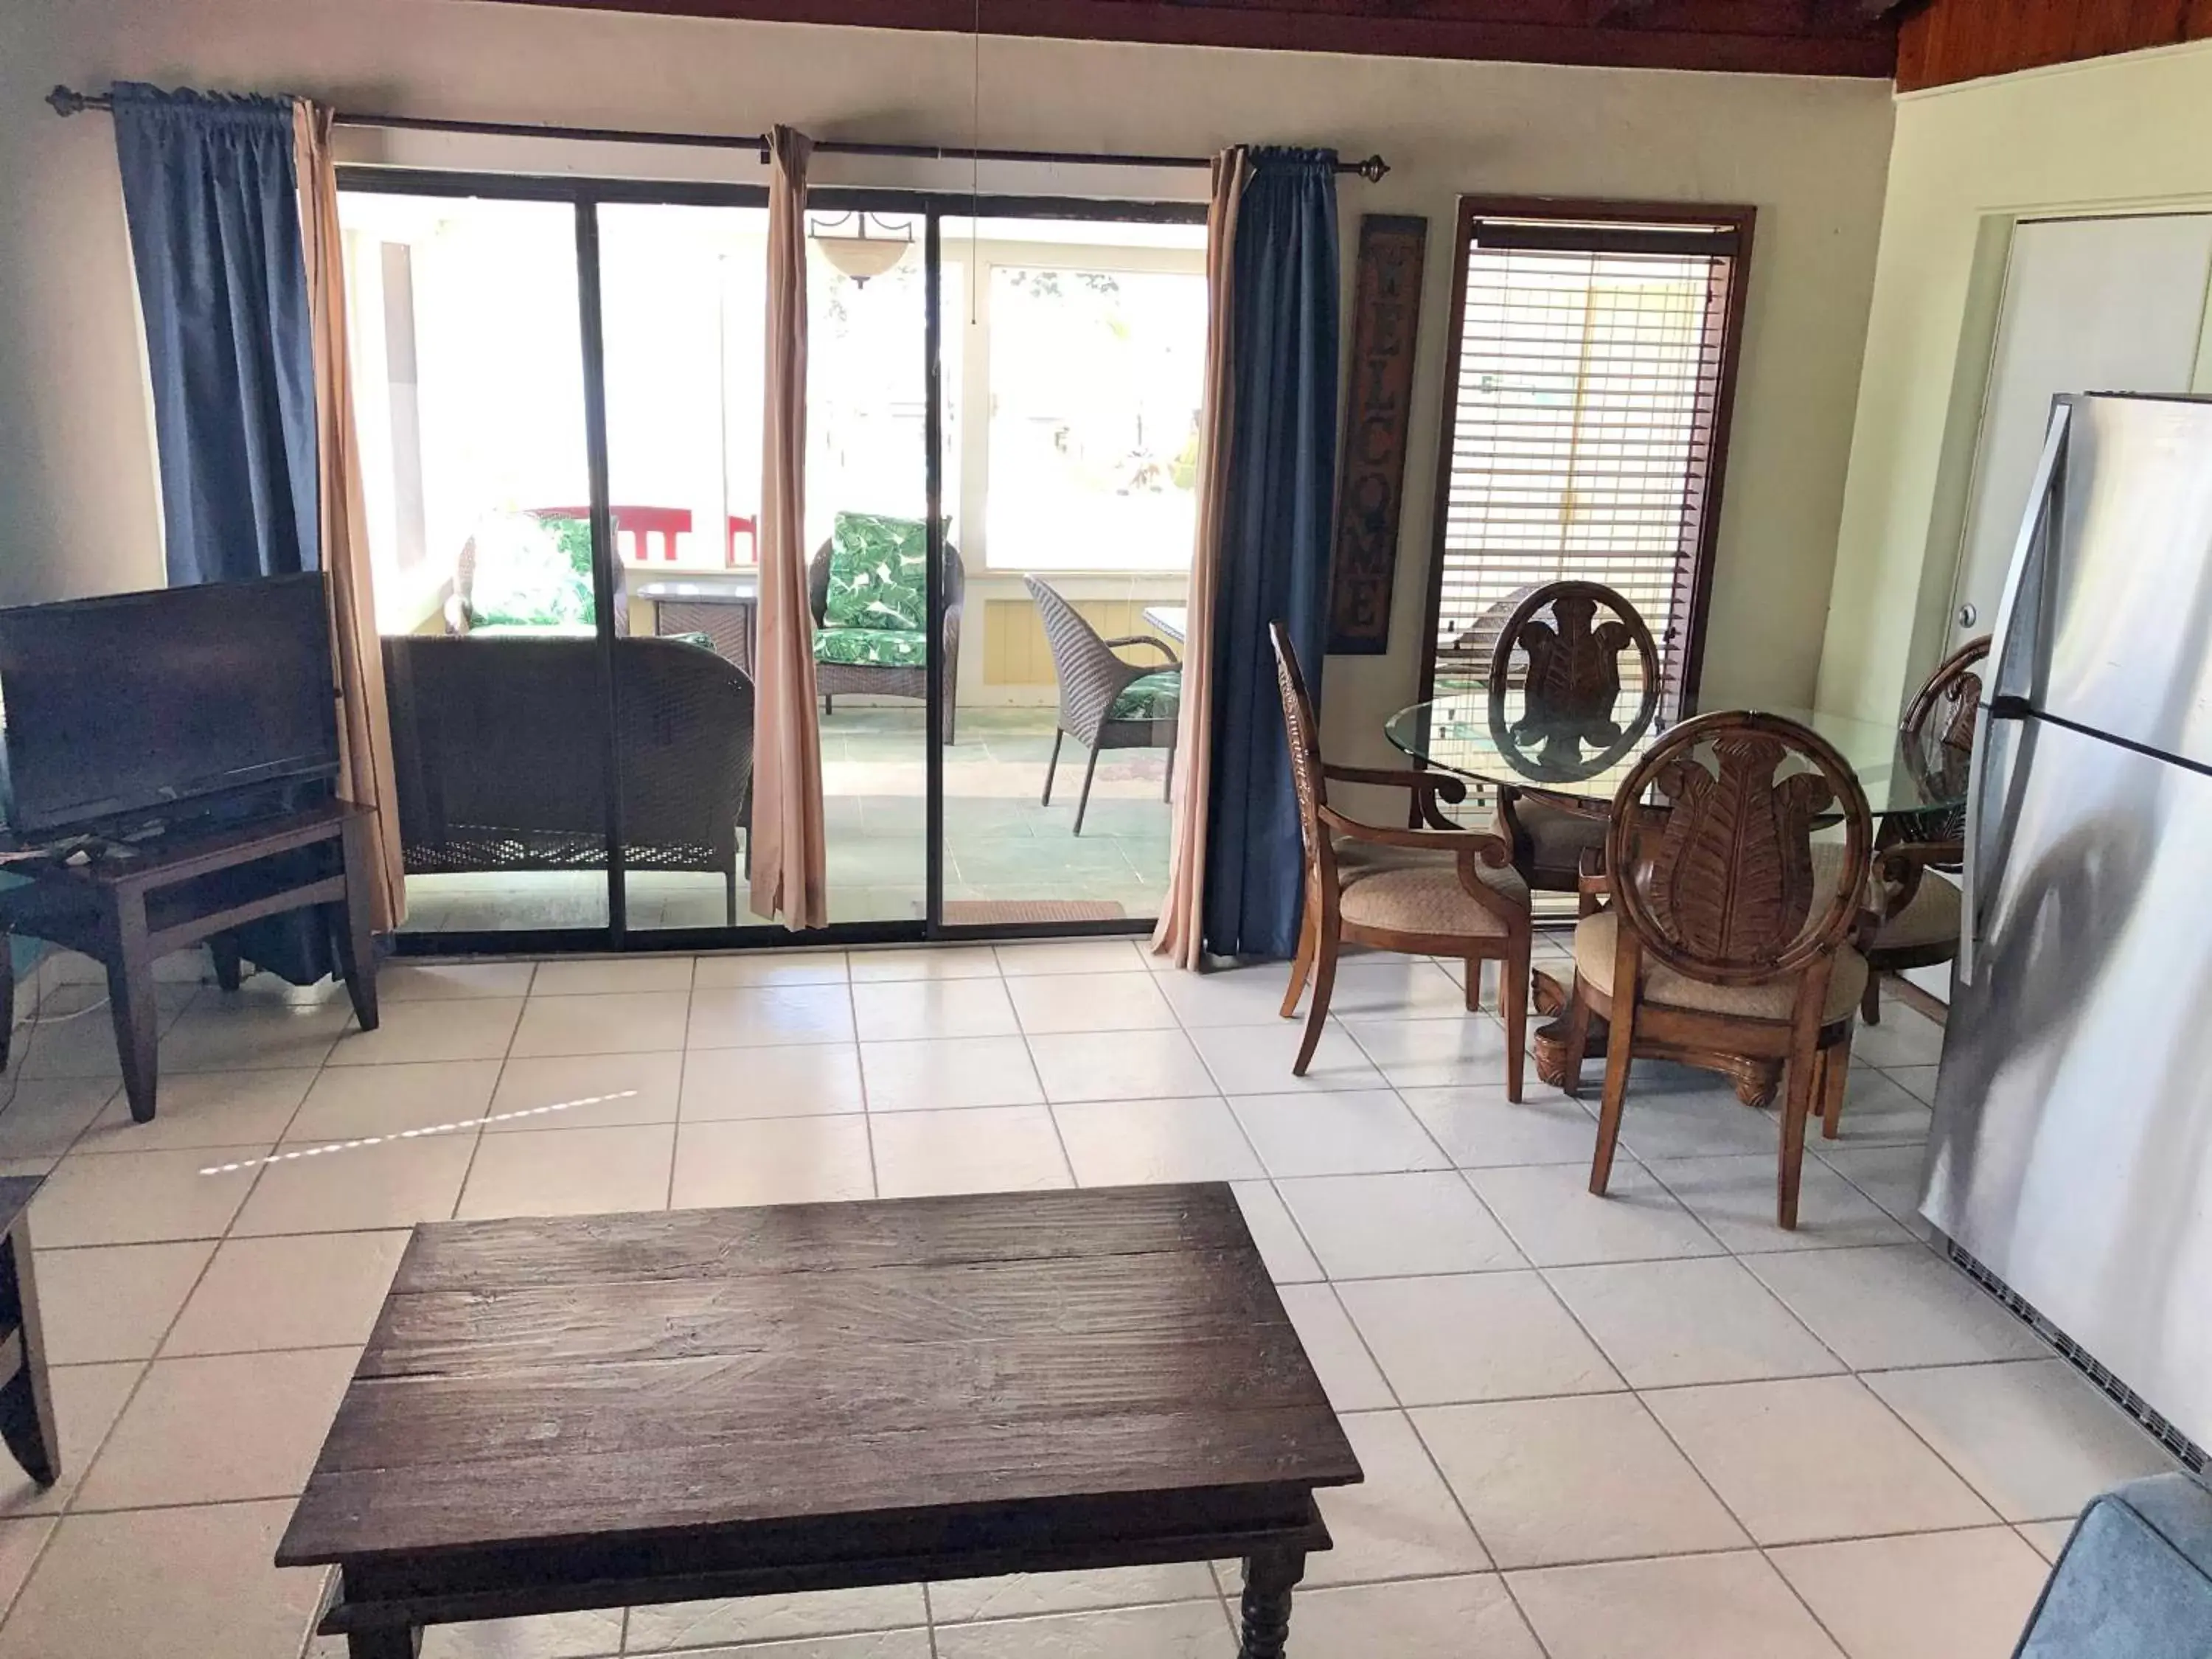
[0, 573, 341, 841]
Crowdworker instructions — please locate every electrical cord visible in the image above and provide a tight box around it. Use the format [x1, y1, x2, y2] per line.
[0, 984, 114, 1116]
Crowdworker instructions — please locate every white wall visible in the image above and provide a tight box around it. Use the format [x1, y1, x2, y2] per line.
[1818, 39, 2212, 723]
[0, 0, 1893, 762]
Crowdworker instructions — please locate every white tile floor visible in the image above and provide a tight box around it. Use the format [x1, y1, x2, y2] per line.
[0, 936, 2183, 1659]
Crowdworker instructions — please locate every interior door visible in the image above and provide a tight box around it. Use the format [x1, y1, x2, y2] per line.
[1949, 213, 2212, 653]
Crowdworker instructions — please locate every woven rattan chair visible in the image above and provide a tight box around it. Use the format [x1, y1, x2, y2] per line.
[1562, 712, 1873, 1229]
[1025, 576, 1181, 835]
[445, 518, 630, 639]
[807, 533, 964, 744]
[1481, 580, 1659, 914]
[1271, 622, 1533, 1091]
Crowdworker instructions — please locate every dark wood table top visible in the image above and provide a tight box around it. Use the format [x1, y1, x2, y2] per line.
[278, 1184, 1359, 1569]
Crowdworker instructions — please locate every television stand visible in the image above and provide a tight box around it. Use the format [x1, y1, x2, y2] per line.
[0, 801, 380, 1123]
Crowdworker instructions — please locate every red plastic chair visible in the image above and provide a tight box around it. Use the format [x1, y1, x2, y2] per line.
[528, 505, 692, 563]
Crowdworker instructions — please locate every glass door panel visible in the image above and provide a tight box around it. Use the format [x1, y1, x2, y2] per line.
[336, 191, 609, 937]
[597, 201, 772, 932]
[806, 213, 962, 926]
[934, 216, 1205, 928]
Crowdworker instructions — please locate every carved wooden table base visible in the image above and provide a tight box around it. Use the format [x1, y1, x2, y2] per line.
[1529, 969, 1782, 1109]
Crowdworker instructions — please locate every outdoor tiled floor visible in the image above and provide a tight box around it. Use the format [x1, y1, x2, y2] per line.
[400, 707, 1174, 932]
[0, 934, 2181, 1658]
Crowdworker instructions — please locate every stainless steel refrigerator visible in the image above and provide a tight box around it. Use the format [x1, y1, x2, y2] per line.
[1927, 391, 2212, 1455]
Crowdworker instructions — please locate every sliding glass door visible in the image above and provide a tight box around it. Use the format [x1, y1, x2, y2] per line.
[336, 189, 611, 937]
[338, 170, 1200, 953]
[933, 215, 1203, 928]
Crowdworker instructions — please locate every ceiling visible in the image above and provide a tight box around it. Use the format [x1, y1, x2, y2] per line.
[490, 0, 1902, 78]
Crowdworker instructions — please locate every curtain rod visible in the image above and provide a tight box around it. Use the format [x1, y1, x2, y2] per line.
[46, 85, 1390, 181]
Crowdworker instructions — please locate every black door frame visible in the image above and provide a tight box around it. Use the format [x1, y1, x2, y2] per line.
[338, 167, 1203, 957]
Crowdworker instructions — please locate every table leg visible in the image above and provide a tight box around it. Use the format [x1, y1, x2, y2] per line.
[208, 933, 244, 993]
[1531, 967, 1599, 1093]
[1237, 1545, 1306, 1659]
[347, 1627, 420, 1658]
[105, 895, 158, 1124]
[1529, 967, 1782, 1107]
[334, 815, 380, 1034]
[0, 1214, 58, 1487]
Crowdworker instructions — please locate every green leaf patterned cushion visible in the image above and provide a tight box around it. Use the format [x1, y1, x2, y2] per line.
[824, 513, 928, 633]
[473, 513, 593, 630]
[1110, 669, 1182, 722]
[813, 625, 928, 668]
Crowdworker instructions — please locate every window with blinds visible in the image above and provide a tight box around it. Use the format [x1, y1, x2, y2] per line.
[1423, 204, 1753, 711]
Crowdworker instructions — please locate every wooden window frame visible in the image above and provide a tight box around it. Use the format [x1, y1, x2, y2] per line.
[1416, 195, 1757, 707]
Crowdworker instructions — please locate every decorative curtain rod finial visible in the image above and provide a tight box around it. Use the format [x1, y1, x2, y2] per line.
[48, 85, 91, 117]
[1354, 154, 1390, 183]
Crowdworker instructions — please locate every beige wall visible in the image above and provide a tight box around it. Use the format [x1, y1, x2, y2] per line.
[1817, 39, 2212, 722]
[0, 0, 1892, 762]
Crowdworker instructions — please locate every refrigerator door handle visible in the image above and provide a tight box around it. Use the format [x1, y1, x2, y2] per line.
[1961, 402, 2069, 984]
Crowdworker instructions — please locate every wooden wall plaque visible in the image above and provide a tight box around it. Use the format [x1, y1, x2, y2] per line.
[1327, 214, 1427, 655]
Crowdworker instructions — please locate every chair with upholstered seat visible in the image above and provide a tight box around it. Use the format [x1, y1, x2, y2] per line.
[1480, 581, 1660, 915]
[807, 512, 964, 743]
[1026, 575, 1180, 835]
[1851, 635, 1989, 1023]
[1560, 710, 1874, 1229]
[1270, 622, 1533, 1093]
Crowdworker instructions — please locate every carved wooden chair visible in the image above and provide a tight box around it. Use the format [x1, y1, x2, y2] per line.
[1561, 712, 1874, 1229]
[1270, 622, 1532, 1093]
[1481, 581, 1660, 914]
[1844, 636, 1989, 1023]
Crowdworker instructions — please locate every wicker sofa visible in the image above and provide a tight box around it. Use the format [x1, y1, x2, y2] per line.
[382, 634, 754, 924]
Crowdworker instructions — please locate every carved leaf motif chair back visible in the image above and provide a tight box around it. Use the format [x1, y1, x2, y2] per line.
[1568, 710, 1875, 1229]
[1611, 714, 1872, 985]
[1895, 635, 1991, 866]
[1845, 634, 1992, 1028]
[1485, 582, 1661, 783]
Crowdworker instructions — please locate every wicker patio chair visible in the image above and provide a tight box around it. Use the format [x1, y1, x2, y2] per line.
[1025, 575, 1182, 835]
[806, 523, 965, 744]
[445, 518, 630, 639]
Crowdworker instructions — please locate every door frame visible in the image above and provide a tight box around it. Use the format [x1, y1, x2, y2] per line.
[338, 167, 1203, 956]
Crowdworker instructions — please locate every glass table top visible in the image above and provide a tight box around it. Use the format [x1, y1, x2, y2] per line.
[1384, 686, 1969, 818]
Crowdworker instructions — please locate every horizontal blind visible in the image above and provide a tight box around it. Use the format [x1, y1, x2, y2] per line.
[1432, 223, 1736, 709]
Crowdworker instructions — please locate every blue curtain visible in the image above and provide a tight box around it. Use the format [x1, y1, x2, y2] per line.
[114, 84, 330, 987]
[112, 83, 319, 586]
[1202, 148, 1341, 959]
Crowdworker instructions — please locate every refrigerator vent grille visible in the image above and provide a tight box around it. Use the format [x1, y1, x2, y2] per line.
[1947, 1242, 2207, 1474]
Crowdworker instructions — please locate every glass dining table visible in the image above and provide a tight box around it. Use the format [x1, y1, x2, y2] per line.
[1383, 688, 1969, 822]
[1382, 682, 1970, 1098]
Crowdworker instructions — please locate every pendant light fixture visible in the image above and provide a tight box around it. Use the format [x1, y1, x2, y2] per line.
[810, 212, 914, 284]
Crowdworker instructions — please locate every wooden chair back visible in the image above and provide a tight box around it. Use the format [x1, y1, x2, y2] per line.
[1267, 620, 1331, 883]
[1896, 636, 1989, 861]
[1486, 581, 1661, 782]
[1606, 710, 1873, 986]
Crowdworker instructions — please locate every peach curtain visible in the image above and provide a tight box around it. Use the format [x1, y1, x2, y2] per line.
[293, 102, 406, 933]
[1152, 148, 1250, 969]
[748, 126, 829, 929]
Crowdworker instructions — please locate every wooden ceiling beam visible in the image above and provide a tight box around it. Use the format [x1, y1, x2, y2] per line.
[481, 0, 1896, 77]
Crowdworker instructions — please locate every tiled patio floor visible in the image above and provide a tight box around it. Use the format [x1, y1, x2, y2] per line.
[400, 708, 1174, 933]
[0, 936, 2178, 1658]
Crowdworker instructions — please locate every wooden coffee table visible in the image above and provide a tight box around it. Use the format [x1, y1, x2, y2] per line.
[278, 1184, 1360, 1658]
